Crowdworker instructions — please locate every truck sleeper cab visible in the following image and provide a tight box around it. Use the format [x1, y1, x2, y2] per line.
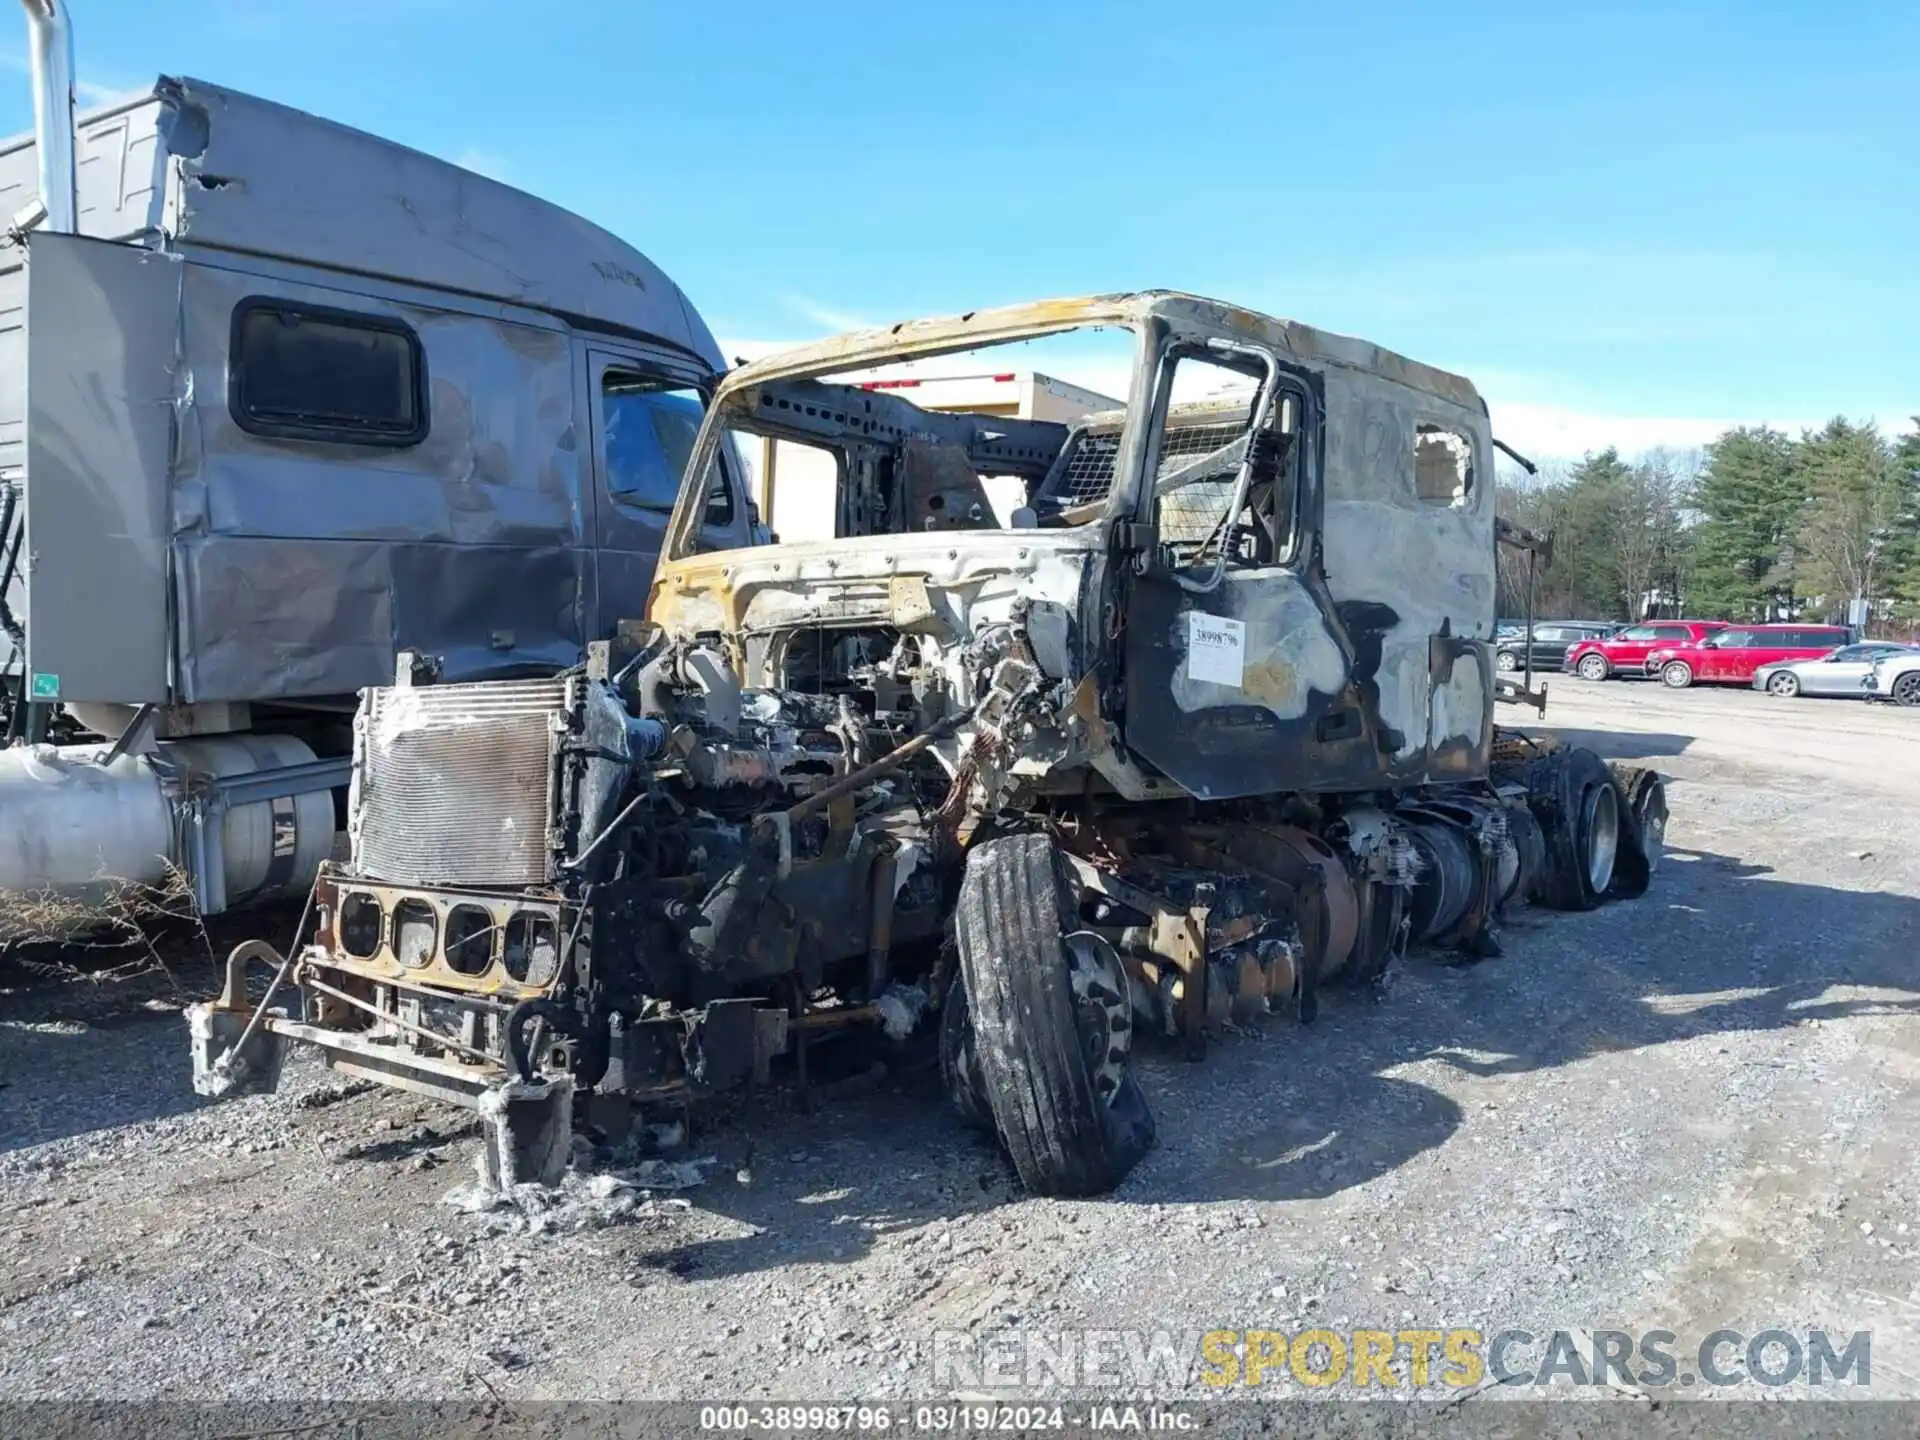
[0, 72, 726, 920]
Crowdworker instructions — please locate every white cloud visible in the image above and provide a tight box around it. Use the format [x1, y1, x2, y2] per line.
[451, 148, 510, 182]
[715, 337, 793, 367]
[75, 78, 143, 108]
[1479, 402, 1806, 463]
[1482, 402, 1919, 461]
[0, 50, 144, 111]
[778, 293, 875, 333]
[719, 330, 1912, 463]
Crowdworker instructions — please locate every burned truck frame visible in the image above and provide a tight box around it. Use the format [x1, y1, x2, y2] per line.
[195, 292, 1663, 1196]
[1, 2, 726, 922]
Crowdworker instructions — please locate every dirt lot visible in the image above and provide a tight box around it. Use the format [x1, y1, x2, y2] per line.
[2, 679, 1917, 1404]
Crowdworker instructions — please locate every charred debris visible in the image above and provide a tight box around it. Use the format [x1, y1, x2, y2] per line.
[191, 292, 1665, 1198]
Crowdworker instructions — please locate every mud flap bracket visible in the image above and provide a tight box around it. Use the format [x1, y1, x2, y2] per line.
[478, 1076, 576, 1190]
[187, 999, 289, 1098]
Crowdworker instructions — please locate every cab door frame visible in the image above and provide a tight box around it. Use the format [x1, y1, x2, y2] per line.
[579, 341, 745, 631]
[1117, 330, 1398, 798]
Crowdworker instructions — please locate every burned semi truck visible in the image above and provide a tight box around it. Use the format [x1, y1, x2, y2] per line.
[0, 0, 724, 920]
[192, 292, 1664, 1197]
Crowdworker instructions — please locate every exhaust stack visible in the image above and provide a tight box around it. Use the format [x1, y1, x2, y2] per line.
[21, 0, 76, 234]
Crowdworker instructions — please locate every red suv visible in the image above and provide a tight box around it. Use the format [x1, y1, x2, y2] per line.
[1564, 620, 1727, 680]
[1650, 624, 1853, 689]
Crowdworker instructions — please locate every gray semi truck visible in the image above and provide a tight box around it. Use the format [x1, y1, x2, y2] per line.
[2, 0, 727, 921]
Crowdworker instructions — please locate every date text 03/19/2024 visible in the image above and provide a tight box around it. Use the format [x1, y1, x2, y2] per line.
[697, 1404, 1196, 1432]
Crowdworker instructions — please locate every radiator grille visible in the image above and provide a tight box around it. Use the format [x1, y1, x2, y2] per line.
[350, 678, 568, 888]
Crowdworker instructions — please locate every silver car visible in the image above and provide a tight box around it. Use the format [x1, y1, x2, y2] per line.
[1866, 649, 1920, 706]
[1753, 642, 1920, 698]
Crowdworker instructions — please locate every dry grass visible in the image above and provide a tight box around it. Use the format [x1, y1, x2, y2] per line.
[0, 862, 211, 995]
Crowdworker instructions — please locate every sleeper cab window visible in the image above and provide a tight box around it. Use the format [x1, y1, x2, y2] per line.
[1414, 423, 1474, 507]
[230, 299, 428, 446]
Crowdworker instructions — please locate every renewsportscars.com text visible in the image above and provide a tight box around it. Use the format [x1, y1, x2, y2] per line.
[930, 1326, 1871, 1391]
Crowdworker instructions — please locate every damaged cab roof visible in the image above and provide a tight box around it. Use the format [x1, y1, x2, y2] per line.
[711, 290, 1484, 414]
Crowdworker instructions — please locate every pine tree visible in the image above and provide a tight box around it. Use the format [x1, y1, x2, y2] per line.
[1555, 450, 1636, 617]
[1880, 422, 1920, 615]
[1686, 427, 1800, 619]
[1791, 420, 1899, 622]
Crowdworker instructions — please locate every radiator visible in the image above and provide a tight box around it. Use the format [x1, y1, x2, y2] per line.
[349, 678, 569, 888]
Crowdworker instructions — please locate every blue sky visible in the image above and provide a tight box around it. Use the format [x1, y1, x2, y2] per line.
[9, 0, 1916, 457]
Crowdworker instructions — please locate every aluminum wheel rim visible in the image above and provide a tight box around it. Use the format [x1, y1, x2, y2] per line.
[1639, 795, 1668, 875]
[1896, 674, 1920, 704]
[1579, 656, 1607, 680]
[1064, 931, 1131, 1107]
[1768, 674, 1796, 696]
[1585, 783, 1620, 893]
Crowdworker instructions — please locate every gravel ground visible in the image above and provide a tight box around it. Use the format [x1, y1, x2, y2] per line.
[2, 679, 1917, 1406]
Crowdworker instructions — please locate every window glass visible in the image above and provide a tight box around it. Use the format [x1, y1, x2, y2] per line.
[232, 301, 424, 444]
[1414, 424, 1474, 505]
[1647, 625, 1686, 640]
[1617, 626, 1657, 641]
[1717, 630, 1757, 647]
[602, 374, 711, 515]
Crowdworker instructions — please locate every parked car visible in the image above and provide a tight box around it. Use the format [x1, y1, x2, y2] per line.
[1650, 624, 1853, 689]
[1494, 622, 1618, 674]
[1564, 620, 1727, 680]
[1865, 649, 1920, 706]
[1753, 642, 1920, 698]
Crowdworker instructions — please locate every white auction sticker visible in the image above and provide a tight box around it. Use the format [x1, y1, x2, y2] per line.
[1186, 611, 1246, 687]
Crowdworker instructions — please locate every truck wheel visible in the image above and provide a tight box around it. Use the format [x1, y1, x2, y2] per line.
[1577, 653, 1610, 681]
[1499, 802, 1546, 910]
[955, 833, 1154, 1197]
[1661, 661, 1694, 689]
[1605, 764, 1667, 900]
[1524, 746, 1619, 910]
[938, 979, 993, 1133]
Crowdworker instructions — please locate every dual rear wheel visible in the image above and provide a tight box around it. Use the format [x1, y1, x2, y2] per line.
[1521, 746, 1666, 909]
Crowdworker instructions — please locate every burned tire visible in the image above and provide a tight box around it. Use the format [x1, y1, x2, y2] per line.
[1661, 660, 1694, 689]
[1577, 653, 1611, 681]
[955, 832, 1154, 1197]
[938, 979, 993, 1133]
[1524, 746, 1619, 911]
[1605, 764, 1668, 900]
[1500, 802, 1546, 910]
